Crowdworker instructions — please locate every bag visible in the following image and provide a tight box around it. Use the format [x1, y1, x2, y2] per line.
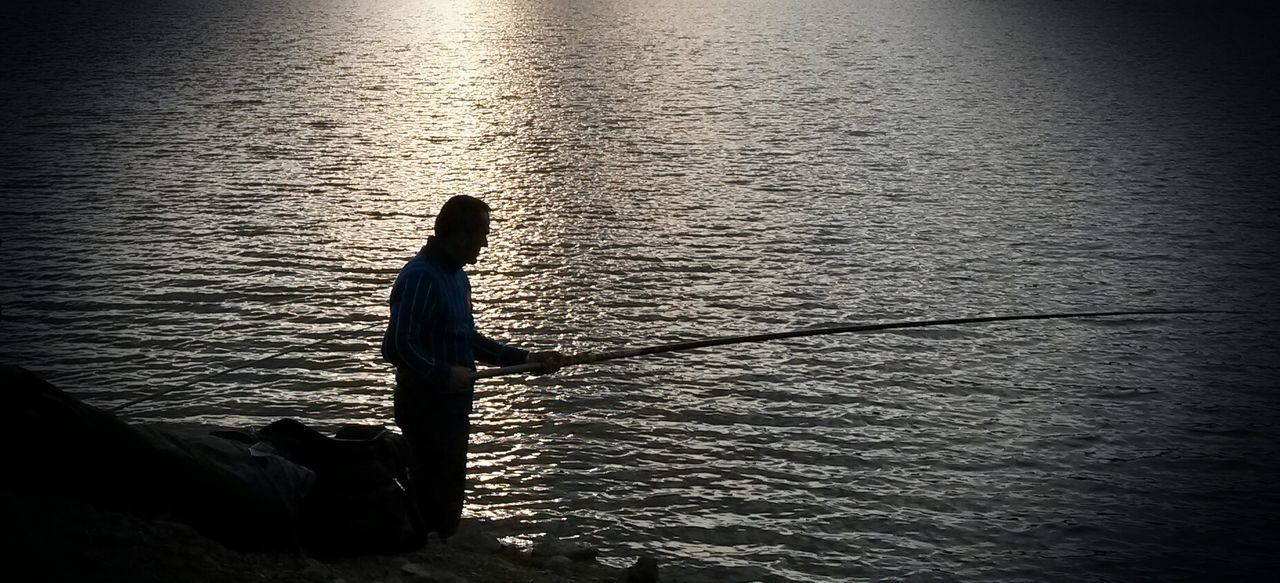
[256, 419, 425, 556]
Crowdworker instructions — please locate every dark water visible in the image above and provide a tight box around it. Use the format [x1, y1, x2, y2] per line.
[3, 1, 1280, 580]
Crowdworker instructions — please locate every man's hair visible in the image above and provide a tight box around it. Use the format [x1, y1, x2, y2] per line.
[433, 195, 491, 239]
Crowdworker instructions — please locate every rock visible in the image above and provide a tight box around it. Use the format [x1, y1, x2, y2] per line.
[401, 562, 469, 583]
[623, 555, 659, 583]
[531, 534, 599, 562]
[302, 558, 331, 579]
[546, 555, 573, 575]
[446, 526, 503, 554]
[152, 519, 200, 537]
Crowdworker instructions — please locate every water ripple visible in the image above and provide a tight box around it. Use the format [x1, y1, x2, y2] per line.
[4, 0, 1280, 581]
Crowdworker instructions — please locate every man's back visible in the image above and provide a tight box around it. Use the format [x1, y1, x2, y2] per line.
[382, 245, 476, 389]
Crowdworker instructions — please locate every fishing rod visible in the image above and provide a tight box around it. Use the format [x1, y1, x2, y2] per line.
[472, 309, 1232, 380]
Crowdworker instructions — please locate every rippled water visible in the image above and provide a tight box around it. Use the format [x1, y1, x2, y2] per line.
[4, 1, 1280, 580]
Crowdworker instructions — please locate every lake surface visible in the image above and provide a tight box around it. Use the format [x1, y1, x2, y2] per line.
[3, 1, 1280, 580]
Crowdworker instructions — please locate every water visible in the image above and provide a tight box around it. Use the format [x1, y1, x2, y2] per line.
[3, 1, 1280, 580]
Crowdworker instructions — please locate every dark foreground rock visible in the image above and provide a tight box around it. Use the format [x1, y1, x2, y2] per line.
[1, 489, 657, 583]
[0, 366, 673, 581]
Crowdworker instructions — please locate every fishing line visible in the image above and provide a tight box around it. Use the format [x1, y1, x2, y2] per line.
[115, 307, 1240, 412]
[112, 319, 385, 413]
[137, 292, 336, 378]
[113, 273, 496, 413]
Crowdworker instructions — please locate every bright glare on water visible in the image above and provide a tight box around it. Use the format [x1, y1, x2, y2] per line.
[2, 1, 1279, 581]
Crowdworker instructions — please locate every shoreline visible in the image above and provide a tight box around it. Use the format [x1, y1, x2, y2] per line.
[1, 364, 666, 582]
[3, 488, 660, 583]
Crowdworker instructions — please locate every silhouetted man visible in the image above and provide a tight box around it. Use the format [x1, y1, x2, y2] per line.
[382, 195, 561, 540]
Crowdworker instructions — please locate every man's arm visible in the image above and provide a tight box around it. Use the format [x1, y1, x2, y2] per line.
[473, 333, 565, 374]
[472, 332, 530, 367]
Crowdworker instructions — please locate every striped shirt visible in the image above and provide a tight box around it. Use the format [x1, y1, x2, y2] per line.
[382, 244, 528, 392]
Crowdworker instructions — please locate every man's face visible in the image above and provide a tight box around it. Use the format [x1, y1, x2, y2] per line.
[459, 213, 490, 265]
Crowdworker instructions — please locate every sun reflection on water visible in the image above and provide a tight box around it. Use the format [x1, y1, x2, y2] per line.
[5, 0, 1278, 580]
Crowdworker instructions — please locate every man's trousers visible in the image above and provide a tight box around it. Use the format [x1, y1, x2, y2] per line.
[394, 385, 472, 540]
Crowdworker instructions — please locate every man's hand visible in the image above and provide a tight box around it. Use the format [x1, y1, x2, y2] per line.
[445, 366, 474, 393]
[527, 351, 566, 374]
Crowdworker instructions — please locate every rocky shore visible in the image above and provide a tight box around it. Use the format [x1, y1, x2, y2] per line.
[2, 489, 661, 583]
[1, 365, 667, 582]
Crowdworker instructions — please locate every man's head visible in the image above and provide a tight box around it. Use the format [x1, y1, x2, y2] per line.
[433, 195, 491, 265]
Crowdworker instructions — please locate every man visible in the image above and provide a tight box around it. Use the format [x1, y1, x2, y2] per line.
[382, 194, 562, 540]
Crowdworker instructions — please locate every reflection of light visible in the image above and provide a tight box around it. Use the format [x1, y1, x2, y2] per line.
[257, 0, 565, 527]
[466, 385, 563, 524]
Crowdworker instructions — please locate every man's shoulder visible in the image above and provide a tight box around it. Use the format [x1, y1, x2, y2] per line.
[398, 254, 458, 285]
